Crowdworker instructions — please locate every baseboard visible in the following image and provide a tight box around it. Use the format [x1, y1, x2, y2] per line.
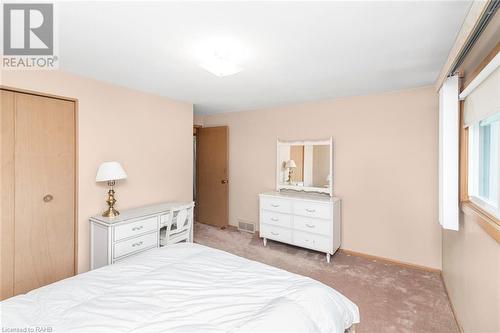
[338, 248, 442, 273]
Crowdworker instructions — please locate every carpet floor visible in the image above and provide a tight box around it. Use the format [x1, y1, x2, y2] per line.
[193, 222, 460, 333]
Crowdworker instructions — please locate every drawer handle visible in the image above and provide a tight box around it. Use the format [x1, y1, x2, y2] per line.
[132, 241, 143, 247]
[305, 223, 315, 228]
[270, 217, 279, 222]
[305, 209, 316, 213]
[271, 231, 279, 236]
[132, 226, 144, 231]
[271, 204, 280, 207]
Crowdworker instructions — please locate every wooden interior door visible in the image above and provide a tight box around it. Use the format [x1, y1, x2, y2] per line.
[1, 90, 15, 300]
[14, 92, 76, 294]
[196, 126, 229, 227]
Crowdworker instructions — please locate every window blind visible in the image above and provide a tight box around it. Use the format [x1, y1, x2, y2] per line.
[462, 53, 500, 127]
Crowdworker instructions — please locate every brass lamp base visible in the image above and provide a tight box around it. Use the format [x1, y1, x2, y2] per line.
[288, 168, 294, 183]
[102, 181, 120, 218]
[102, 206, 120, 218]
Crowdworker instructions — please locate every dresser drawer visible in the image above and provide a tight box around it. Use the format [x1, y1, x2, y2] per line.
[260, 197, 292, 214]
[293, 230, 332, 253]
[114, 216, 158, 241]
[260, 224, 292, 244]
[113, 232, 158, 259]
[293, 201, 331, 219]
[294, 216, 331, 236]
[261, 210, 292, 228]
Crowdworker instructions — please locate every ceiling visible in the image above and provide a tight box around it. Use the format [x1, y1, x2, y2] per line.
[58, 1, 472, 114]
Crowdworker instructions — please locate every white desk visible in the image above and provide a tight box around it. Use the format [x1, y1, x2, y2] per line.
[89, 202, 194, 269]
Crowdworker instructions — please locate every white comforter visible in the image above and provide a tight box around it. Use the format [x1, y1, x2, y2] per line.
[1, 243, 359, 333]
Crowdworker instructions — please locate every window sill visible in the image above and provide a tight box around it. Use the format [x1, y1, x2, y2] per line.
[469, 196, 500, 219]
[461, 200, 500, 243]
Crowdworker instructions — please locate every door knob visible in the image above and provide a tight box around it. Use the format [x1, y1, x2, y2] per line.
[221, 179, 228, 184]
[43, 194, 54, 202]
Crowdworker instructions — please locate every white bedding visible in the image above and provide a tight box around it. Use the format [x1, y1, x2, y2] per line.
[0, 243, 359, 333]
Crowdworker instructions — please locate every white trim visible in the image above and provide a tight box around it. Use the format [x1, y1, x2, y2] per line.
[278, 184, 331, 195]
[277, 138, 332, 146]
[468, 118, 500, 219]
[459, 51, 500, 100]
[468, 122, 480, 196]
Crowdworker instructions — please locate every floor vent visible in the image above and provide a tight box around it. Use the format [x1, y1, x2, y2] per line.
[237, 219, 255, 234]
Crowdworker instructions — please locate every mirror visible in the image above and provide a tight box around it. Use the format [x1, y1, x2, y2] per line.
[276, 138, 332, 195]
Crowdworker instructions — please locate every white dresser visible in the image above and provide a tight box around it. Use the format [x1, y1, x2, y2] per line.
[259, 191, 340, 262]
[90, 202, 194, 269]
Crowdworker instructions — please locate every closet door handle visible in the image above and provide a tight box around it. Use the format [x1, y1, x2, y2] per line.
[43, 194, 54, 203]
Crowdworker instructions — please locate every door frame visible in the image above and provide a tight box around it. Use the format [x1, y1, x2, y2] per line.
[1, 85, 79, 275]
[193, 125, 202, 221]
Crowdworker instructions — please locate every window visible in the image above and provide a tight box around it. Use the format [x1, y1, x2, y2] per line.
[468, 112, 500, 218]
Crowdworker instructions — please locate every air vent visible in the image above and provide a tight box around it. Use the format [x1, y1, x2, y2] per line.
[237, 219, 255, 234]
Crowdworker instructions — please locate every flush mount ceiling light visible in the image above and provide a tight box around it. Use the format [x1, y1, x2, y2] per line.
[199, 56, 243, 77]
[193, 37, 249, 77]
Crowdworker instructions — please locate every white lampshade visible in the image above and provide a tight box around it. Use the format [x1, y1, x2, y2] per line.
[285, 160, 297, 168]
[95, 161, 127, 182]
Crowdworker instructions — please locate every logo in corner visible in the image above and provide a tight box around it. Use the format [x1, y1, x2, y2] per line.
[2, 3, 58, 69]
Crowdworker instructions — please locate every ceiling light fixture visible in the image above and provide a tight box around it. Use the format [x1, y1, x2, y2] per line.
[193, 36, 249, 77]
[199, 55, 243, 77]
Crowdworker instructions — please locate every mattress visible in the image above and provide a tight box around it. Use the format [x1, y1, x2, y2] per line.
[0, 243, 359, 332]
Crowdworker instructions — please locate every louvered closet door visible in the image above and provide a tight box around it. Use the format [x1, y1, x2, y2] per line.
[14, 93, 76, 294]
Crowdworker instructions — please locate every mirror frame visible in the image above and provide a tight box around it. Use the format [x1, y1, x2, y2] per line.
[276, 137, 333, 196]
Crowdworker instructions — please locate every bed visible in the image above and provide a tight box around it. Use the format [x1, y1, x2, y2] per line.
[0, 243, 359, 332]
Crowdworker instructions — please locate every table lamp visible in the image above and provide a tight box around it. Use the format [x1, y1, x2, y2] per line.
[96, 161, 127, 218]
[285, 159, 297, 183]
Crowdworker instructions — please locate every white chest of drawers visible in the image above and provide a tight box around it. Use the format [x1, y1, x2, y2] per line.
[89, 201, 194, 269]
[259, 191, 340, 263]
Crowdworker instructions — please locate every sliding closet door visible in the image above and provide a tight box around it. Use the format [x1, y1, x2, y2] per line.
[14, 93, 76, 294]
[1, 90, 15, 300]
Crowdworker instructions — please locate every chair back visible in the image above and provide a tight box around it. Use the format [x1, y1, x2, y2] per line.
[175, 209, 189, 232]
[161, 207, 193, 245]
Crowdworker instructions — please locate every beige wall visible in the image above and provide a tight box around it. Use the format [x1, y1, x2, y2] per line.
[201, 86, 442, 269]
[194, 114, 205, 126]
[443, 215, 500, 332]
[1, 70, 193, 273]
